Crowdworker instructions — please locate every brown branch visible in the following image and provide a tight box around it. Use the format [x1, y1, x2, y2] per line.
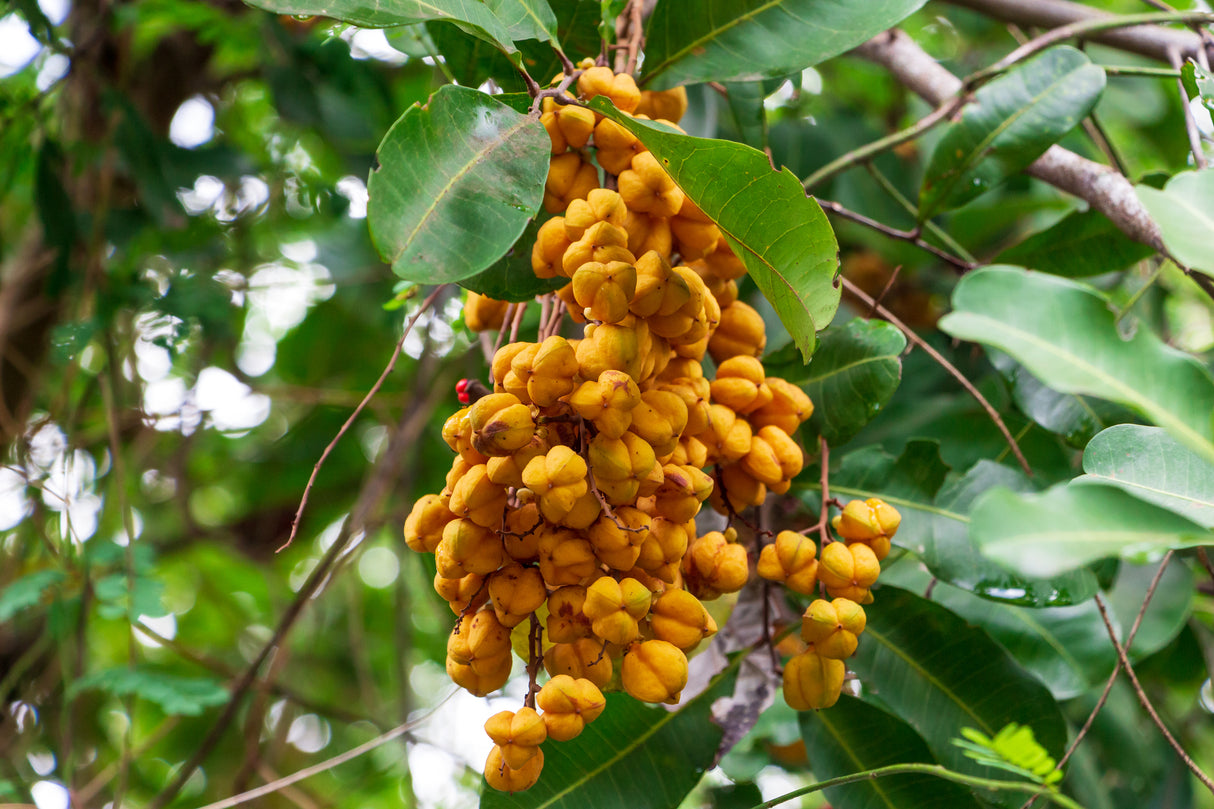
[1094, 591, 1214, 796]
[841, 276, 1033, 476]
[817, 199, 977, 272]
[279, 284, 447, 552]
[941, 0, 1207, 63]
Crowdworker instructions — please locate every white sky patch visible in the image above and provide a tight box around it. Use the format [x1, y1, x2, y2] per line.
[0, 467, 32, 531]
[27, 750, 55, 776]
[404, 297, 464, 360]
[345, 27, 408, 64]
[111, 507, 143, 546]
[169, 96, 216, 149]
[238, 260, 335, 376]
[178, 175, 225, 216]
[30, 781, 70, 809]
[0, 14, 41, 77]
[36, 52, 69, 91]
[195, 366, 271, 432]
[287, 713, 332, 753]
[763, 79, 795, 110]
[136, 613, 177, 648]
[215, 175, 271, 223]
[39, 0, 70, 25]
[358, 546, 400, 589]
[336, 175, 369, 218]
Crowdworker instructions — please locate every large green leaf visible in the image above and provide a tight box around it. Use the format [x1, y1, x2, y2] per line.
[487, 0, 559, 45]
[242, 0, 519, 53]
[368, 85, 549, 284]
[882, 561, 1113, 699]
[970, 483, 1214, 578]
[639, 0, 927, 90]
[852, 586, 1067, 806]
[938, 265, 1214, 464]
[994, 208, 1155, 278]
[769, 318, 906, 446]
[992, 354, 1139, 449]
[480, 662, 738, 809]
[588, 99, 840, 360]
[920, 461, 1099, 607]
[920, 47, 1106, 218]
[1135, 169, 1214, 276]
[1076, 425, 1214, 528]
[801, 695, 985, 809]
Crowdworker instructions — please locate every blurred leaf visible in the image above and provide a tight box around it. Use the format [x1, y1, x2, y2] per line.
[1135, 169, 1214, 276]
[34, 142, 76, 293]
[938, 266, 1214, 464]
[461, 217, 566, 301]
[241, 0, 519, 53]
[802, 695, 984, 809]
[0, 570, 66, 622]
[884, 561, 1113, 699]
[640, 0, 927, 90]
[706, 783, 763, 809]
[368, 85, 549, 284]
[1076, 425, 1214, 528]
[589, 99, 839, 359]
[480, 660, 739, 809]
[970, 483, 1214, 578]
[800, 318, 906, 446]
[851, 586, 1067, 807]
[94, 573, 165, 621]
[721, 81, 768, 150]
[488, 0, 559, 45]
[992, 354, 1139, 449]
[70, 667, 230, 716]
[921, 47, 1105, 218]
[917, 461, 1099, 607]
[954, 723, 1062, 786]
[1106, 558, 1194, 661]
[994, 208, 1155, 278]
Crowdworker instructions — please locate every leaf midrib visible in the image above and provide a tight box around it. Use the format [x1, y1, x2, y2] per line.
[804, 352, 901, 384]
[642, 0, 785, 84]
[814, 710, 904, 809]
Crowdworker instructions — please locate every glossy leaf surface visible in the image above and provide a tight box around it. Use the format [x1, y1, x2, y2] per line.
[1135, 169, 1214, 276]
[368, 85, 549, 284]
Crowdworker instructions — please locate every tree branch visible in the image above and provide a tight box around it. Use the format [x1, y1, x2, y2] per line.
[854, 29, 1169, 255]
[941, 0, 1207, 63]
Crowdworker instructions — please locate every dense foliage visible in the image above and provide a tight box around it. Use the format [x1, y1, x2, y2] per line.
[1, 1, 1213, 808]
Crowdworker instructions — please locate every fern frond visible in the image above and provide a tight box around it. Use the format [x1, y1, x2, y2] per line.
[954, 723, 1064, 786]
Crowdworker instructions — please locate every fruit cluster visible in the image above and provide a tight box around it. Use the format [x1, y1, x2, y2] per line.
[403, 60, 900, 794]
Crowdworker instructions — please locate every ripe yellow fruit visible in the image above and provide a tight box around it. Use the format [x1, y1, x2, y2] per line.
[484, 744, 543, 793]
[818, 541, 881, 602]
[464, 292, 510, 332]
[487, 563, 547, 627]
[545, 637, 614, 688]
[756, 531, 818, 595]
[546, 585, 591, 643]
[404, 493, 455, 553]
[621, 639, 688, 704]
[469, 393, 535, 457]
[484, 707, 547, 770]
[536, 675, 606, 741]
[801, 598, 867, 659]
[577, 66, 640, 113]
[537, 527, 598, 586]
[831, 498, 901, 560]
[649, 589, 718, 650]
[783, 649, 845, 710]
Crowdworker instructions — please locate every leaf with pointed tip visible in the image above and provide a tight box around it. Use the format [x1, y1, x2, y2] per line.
[970, 483, 1214, 578]
[367, 85, 549, 284]
[801, 695, 985, 809]
[1135, 169, 1214, 276]
[640, 0, 927, 90]
[920, 47, 1105, 218]
[242, 0, 519, 54]
[938, 265, 1214, 465]
[480, 662, 739, 809]
[1076, 425, 1214, 528]
[588, 99, 839, 359]
[851, 586, 1067, 808]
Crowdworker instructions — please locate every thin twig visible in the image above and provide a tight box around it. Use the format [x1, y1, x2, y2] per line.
[188, 691, 457, 809]
[817, 199, 976, 271]
[1094, 591, 1214, 796]
[864, 163, 979, 265]
[1197, 548, 1214, 584]
[279, 285, 446, 552]
[841, 277, 1033, 476]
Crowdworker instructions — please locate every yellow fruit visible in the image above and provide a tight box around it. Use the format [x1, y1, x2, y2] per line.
[546, 585, 590, 643]
[449, 464, 507, 528]
[464, 292, 510, 332]
[469, 393, 535, 457]
[684, 531, 749, 598]
[619, 151, 685, 218]
[544, 637, 613, 688]
[708, 300, 766, 362]
[536, 675, 606, 741]
[782, 649, 845, 710]
[537, 527, 598, 586]
[436, 518, 504, 578]
[831, 498, 901, 561]
[484, 744, 543, 793]
[564, 188, 629, 240]
[545, 153, 599, 213]
[649, 589, 718, 650]
[801, 598, 866, 659]
[818, 541, 881, 602]
[556, 103, 596, 148]
[572, 260, 638, 324]
[484, 707, 547, 770]
[756, 531, 818, 595]
[621, 639, 688, 704]
[751, 377, 814, 435]
[636, 86, 688, 123]
[404, 493, 456, 553]
[532, 218, 573, 279]
[434, 571, 487, 614]
[577, 66, 640, 113]
[487, 563, 547, 627]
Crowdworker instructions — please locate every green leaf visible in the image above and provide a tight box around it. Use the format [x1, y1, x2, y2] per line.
[1076, 425, 1214, 528]
[954, 724, 1063, 786]
[851, 586, 1067, 806]
[883, 562, 1113, 699]
[970, 483, 1214, 579]
[920, 47, 1106, 218]
[720, 81, 768, 151]
[1106, 558, 1194, 661]
[800, 318, 906, 446]
[480, 659, 739, 809]
[241, 0, 520, 54]
[801, 694, 985, 809]
[588, 99, 839, 360]
[640, 0, 927, 90]
[368, 85, 549, 285]
[487, 0, 559, 45]
[1135, 169, 1214, 276]
[69, 668, 230, 716]
[992, 355, 1139, 449]
[460, 217, 566, 301]
[918, 461, 1099, 608]
[938, 265, 1214, 464]
[0, 570, 66, 622]
[994, 208, 1155, 278]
